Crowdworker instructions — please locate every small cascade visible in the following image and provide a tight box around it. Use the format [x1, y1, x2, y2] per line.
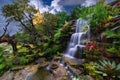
[64, 19, 90, 59]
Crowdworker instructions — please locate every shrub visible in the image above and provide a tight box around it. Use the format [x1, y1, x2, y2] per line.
[96, 60, 120, 79]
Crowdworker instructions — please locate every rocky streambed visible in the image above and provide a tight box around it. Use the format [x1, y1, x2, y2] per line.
[0, 56, 94, 80]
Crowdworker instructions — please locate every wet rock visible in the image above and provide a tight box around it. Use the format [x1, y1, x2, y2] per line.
[25, 65, 50, 80]
[63, 56, 82, 66]
[68, 65, 83, 75]
[0, 64, 49, 80]
[53, 56, 62, 62]
[14, 65, 39, 80]
[74, 46, 83, 58]
[50, 62, 68, 80]
[50, 62, 59, 69]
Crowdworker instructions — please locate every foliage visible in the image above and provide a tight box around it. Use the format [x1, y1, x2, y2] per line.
[40, 40, 59, 59]
[85, 41, 102, 61]
[90, 2, 109, 29]
[0, 64, 5, 70]
[56, 12, 67, 27]
[96, 60, 120, 79]
[54, 22, 73, 52]
[19, 57, 28, 65]
[14, 32, 30, 43]
[72, 76, 87, 80]
[2, 0, 41, 43]
[82, 62, 102, 80]
[104, 29, 120, 38]
[0, 46, 14, 75]
[68, 6, 81, 20]
[79, 6, 93, 20]
[54, 29, 62, 40]
[41, 12, 58, 37]
[106, 46, 117, 53]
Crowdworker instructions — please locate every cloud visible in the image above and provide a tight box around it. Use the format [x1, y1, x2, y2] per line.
[59, 0, 85, 6]
[82, 0, 99, 7]
[29, 0, 64, 14]
[106, 0, 116, 3]
[59, 0, 115, 7]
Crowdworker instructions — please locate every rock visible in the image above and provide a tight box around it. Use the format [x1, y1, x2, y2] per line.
[50, 62, 68, 80]
[63, 56, 84, 76]
[74, 46, 83, 58]
[35, 58, 49, 67]
[50, 62, 59, 69]
[25, 65, 50, 80]
[53, 56, 62, 62]
[87, 75, 95, 80]
[0, 71, 14, 80]
[11, 66, 25, 71]
[14, 65, 39, 80]
[63, 56, 82, 66]
[68, 65, 83, 75]
[35, 58, 46, 64]
[0, 64, 49, 80]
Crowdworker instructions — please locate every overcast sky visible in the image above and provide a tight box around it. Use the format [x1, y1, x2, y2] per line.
[0, 0, 115, 35]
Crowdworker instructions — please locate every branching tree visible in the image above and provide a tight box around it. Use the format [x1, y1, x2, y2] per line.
[2, 0, 41, 43]
[41, 12, 58, 37]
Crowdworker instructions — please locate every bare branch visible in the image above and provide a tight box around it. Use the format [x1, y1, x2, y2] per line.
[0, 22, 10, 38]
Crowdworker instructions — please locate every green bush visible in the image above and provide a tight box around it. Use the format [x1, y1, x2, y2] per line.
[19, 57, 28, 65]
[82, 62, 103, 80]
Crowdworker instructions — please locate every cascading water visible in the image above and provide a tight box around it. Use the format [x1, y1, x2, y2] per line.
[64, 18, 90, 59]
[44, 19, 90, 79]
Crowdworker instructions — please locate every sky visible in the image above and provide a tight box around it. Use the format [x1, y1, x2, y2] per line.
[0, 0, 115, 35]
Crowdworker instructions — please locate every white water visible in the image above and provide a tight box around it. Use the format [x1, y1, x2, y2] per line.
[64, 19, 90, 59]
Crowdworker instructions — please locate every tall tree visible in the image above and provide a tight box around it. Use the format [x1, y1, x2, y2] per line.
[2, 0, 41, 43]
[56, 11, 67, 28]
[68, 6, 81, 20]
[41, 12, 58, 37]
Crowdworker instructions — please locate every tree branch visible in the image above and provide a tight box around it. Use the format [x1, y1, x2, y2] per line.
[0, 22, 10, 38]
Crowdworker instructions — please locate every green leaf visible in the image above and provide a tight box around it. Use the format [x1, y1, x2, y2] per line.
[0, 64, 5, 70]
[103, 73, 107, 76]
[116, 64, 120, 70]
[0, 58, 3, 63]
[111, 61, 116, 68]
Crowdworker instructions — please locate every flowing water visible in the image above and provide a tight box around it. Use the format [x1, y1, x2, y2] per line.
[64, 19, 90, 59]
[25, 19, 90, 80]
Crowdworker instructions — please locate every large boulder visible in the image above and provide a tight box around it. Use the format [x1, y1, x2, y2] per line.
[50, 62, 69, 80]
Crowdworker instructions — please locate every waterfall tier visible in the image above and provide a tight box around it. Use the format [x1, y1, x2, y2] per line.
[64, 19, 90, 59]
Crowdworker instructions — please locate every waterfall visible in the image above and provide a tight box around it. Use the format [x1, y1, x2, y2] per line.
[64, 19, 90, 59]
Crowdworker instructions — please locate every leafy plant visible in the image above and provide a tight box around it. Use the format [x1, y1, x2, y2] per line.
[96, 60, 120, 79]
[104, 29, 119, 38]
[85, 41, 102, 61]
[90, 2, 109, 28]
[106, 46, 117, 53]
[82, 62, 102, 80]
[0, 64, 5, 70]
[72, 76, 87, 80]
[54, 29, 62, 40]
[19, 57, 28, 65]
